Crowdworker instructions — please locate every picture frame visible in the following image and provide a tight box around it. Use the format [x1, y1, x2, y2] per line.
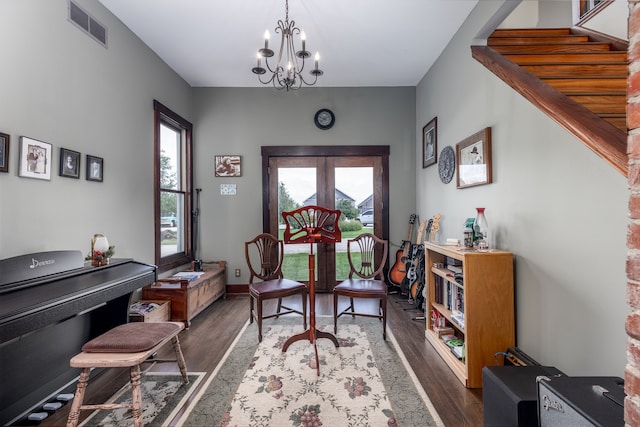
[215, 155, 241, 177]
[18, 136, 52, 180]
[422, 117, 437, 168]
[59, 148, 81, 179]
[86, 155, 104, 182]
[456, 127, 492, 189]
[0, 132, 9, 173]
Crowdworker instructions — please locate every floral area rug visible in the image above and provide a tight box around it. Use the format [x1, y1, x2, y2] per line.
[180, 317, 444, 427]
[79, 371, 204, 427]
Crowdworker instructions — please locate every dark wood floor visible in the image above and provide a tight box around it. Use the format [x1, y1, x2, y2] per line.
[39, 292, 484, 426]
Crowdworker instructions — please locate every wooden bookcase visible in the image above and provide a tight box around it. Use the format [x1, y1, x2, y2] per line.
[142, 261, 226, 328]
[423, 242, 514, 388]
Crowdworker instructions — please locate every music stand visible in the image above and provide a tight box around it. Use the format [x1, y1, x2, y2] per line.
[281, 205, 341, 375]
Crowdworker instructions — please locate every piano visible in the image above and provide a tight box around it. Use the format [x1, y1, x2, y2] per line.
[0, 250, 156, 426]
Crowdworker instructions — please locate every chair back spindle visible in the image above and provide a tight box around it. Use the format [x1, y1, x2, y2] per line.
[347, 233, 388, 280]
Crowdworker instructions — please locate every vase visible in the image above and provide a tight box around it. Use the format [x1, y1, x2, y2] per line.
[474, 207, 489, 250]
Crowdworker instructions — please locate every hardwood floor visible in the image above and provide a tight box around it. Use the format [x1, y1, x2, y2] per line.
[39, 292, 484, 426]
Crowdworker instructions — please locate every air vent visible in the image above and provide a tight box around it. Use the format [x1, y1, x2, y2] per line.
[68, 1, 107, 48]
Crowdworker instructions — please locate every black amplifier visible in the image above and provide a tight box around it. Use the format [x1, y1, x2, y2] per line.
[537, 376, 625, 426]
[483, 365, 564, 427]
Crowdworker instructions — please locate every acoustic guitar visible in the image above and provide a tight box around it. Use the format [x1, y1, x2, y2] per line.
[388, 214, 416, 288]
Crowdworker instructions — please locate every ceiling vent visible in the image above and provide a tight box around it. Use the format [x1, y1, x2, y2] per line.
[68, 1, 107, 48]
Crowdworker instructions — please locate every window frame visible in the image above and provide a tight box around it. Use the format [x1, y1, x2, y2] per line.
[154, 100, 193, 272]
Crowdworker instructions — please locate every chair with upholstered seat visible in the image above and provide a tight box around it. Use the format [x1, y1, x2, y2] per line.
[246, 233, 307, 342]
[334, 233, 389, 340]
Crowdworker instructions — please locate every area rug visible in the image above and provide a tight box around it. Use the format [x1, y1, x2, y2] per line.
[79, 371, 204, 427]
[179, 317, 444, 427]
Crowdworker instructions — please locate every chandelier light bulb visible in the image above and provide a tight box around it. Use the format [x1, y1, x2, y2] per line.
[264, 30, 270, 49]
[314, 52, 319, 69]
[301, 31, 306, 51]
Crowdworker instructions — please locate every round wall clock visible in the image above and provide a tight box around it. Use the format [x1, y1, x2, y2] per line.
[438, 146, 455, 184]
[314, 108, 335, 130]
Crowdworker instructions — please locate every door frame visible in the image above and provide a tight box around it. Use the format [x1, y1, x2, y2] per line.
[261, 145, 391, 289]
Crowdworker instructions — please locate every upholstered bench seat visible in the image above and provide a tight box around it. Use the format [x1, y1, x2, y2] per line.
[66, 321, 188, 427]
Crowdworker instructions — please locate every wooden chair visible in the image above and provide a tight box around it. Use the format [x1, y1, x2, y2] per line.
[66, 322, 188, 427]
[333, 233, 389, 340]
[246, 233, 307, 342]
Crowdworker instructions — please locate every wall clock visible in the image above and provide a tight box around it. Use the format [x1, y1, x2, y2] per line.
[438, 146, 455, 184]
[314, 108, 335, 130]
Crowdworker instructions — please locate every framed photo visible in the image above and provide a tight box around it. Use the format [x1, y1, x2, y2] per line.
[422, 117, 437, 168]
[0, 132, 9, 173]
[18, 136, 52, 180]
[456, 127, 492, 189]
[215, 155, 241, 177]
[86, 155, 104, 182]
[59, 148, 80, 179]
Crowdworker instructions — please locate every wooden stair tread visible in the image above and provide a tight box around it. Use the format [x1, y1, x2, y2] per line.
[490, 43, 614, 53]
[488, 35, 590, 45]
[491, 28, 572, 37]
[503, 52, 627, 63]
[520, 63, 626, 77]
[542, 79, 626, 93]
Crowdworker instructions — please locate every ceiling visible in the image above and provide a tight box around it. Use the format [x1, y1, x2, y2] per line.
[98, 0, 478, 88]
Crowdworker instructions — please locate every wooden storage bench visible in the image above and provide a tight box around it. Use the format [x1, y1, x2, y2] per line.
[142, 261, 226, 328]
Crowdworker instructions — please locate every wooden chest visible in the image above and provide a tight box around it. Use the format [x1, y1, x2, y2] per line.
[142, 261, 226, 328]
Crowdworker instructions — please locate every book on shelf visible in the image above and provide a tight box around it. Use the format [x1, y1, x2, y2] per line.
[451, 310, 465, 329]
[446, 264, 462, 274]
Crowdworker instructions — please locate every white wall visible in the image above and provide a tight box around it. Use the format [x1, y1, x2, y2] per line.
[0, 0, 192, 262]
[577, 0, 629, 40]
[416, 0, 628, 376]
[192, 87, 416, 284]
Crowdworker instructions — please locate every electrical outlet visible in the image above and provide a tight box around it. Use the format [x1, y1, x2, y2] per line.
[235, 268, 241, 277]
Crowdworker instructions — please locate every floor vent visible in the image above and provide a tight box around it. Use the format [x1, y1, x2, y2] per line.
[68, 0, 107, 48]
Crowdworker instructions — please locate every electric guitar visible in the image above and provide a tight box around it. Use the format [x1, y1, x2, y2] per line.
[406, 219, 427, 302]
[402, 219, 427, 300]
[388, 214, 416, 288]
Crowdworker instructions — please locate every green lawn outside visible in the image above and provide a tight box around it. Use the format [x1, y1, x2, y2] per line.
[281, 227, 371, 280]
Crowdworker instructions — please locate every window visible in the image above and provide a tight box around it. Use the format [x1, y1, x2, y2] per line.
[154, 100, 193, 272]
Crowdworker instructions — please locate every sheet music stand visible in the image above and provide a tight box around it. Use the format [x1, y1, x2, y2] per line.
[281, 205, 342, 375]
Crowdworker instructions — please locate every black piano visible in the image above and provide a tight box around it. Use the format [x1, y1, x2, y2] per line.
[0, 250, 156, 426]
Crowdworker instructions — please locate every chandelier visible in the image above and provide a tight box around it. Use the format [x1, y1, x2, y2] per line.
[251, 0, 323, 91]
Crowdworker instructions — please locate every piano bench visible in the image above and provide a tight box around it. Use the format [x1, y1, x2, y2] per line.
[66, 322, 188, 427]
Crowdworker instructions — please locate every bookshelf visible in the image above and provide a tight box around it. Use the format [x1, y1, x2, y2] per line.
[424, 242, 514, 388]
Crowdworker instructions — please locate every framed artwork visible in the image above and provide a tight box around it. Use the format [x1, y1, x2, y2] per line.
[86, 155, 104, 182]
[215, 155, 241, 177]
[422, 117, 437, 168]
[456, 127, 492, 189]
[0, 132, 9, 173]
[59, 148, 81, 179]
[18, 136, 52, 180]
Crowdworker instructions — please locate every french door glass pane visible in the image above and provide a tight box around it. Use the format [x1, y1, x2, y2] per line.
[335, 167, 373, 280]
[278, 167, 316, 281]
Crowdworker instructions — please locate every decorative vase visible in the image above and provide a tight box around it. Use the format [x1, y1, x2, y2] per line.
[474, 208, 489, 250]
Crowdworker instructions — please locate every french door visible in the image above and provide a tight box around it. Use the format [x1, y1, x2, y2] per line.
[261, 146, 390, 292]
